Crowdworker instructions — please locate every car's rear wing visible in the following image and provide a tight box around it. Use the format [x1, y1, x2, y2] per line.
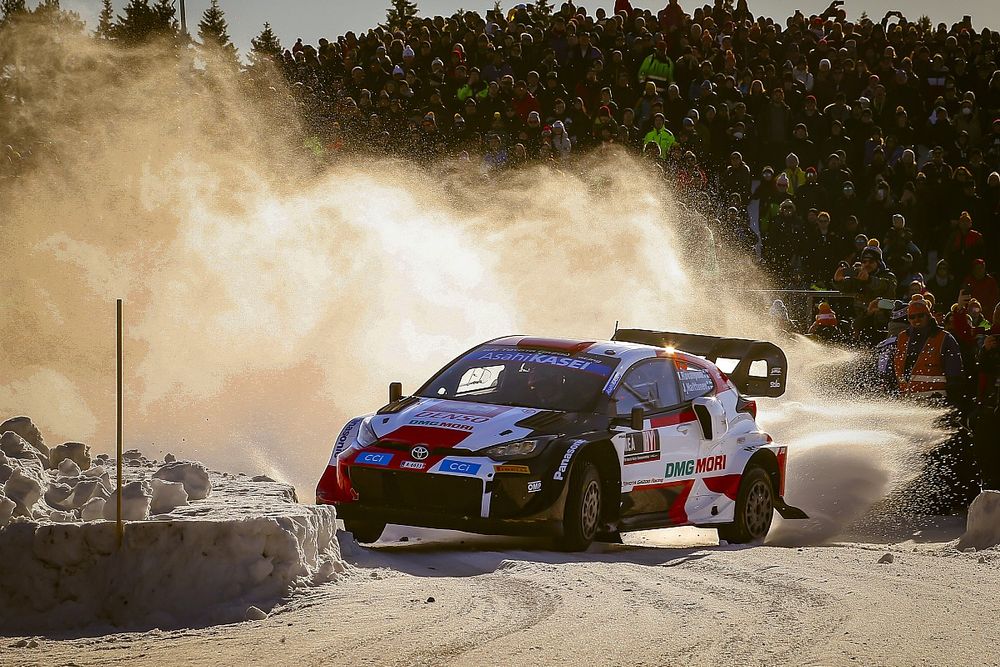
[611, 328, 788, 398]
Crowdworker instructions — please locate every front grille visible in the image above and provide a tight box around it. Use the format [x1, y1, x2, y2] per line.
[349, 467, 483, 517]
[374, 441, 473, 458]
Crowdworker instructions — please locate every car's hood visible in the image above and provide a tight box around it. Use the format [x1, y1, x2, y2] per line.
[368, 397, 561, 452]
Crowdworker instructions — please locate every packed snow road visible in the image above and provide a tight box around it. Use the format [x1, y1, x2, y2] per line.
[5, 524, 999, 667]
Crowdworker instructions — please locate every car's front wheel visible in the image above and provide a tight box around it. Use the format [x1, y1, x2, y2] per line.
[555, 460, 602, 552]
[344, 519, 386, 544]
[717, 466, 774, 545]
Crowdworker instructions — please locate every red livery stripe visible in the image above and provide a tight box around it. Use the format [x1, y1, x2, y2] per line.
[515, 337, 595, 354]
[649, 408, 698, 428]
[702, 473, 742, 500]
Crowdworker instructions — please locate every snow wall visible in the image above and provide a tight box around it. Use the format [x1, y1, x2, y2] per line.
[0, 419, 344, 634]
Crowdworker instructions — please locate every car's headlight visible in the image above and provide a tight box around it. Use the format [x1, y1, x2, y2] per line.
[481, 437, 553, 461]
[356, 419, 379, 448]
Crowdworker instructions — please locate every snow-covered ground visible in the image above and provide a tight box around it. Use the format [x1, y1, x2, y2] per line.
[3, 519, 999, 666]
[4, 414, 1000, 665]
[0, 417, 344, 634]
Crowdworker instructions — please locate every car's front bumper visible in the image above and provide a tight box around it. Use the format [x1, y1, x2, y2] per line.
[316, 446, 570, 536]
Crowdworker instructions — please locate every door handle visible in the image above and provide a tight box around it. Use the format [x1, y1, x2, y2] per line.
[677, 427, 690, 435]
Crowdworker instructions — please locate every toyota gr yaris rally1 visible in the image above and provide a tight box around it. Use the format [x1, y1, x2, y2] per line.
[316, 330, 807, 550]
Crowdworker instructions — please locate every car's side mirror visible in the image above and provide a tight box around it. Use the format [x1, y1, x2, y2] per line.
[389, 382, 403, 403]
[630, 406, 644, 431]
[692, 396, 728, 441]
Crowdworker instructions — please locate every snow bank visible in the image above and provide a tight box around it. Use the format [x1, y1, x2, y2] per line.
[0, 418, 345, 633]
[958, 490, 1000, 550]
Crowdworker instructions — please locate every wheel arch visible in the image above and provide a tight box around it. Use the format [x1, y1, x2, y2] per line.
[747, 448, 780, 494]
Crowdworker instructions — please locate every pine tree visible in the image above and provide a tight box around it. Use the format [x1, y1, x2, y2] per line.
[533, 0, 552, 18]
[383, 0, 418, 31]
[249, 21, 282, 65]
[96, 0, 114, 39]
[197, 0, 238, 63]
[29, 0, 85, 33]
[0, 0, 27, 23]
[112, 0, 176, 45]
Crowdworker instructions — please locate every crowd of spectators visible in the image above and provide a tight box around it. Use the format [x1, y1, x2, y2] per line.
[270, 0, 1000, 496]
[276, 1, 1000, 334]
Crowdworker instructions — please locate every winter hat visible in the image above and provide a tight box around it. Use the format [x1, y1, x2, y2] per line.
[860, 242, 883, 263]
[908, 294, 931, 316]
[814, 302, 838, 327]
[402, 45, 415, 58]
[392, 64, 405, 76]
[890, 300, 909, 323]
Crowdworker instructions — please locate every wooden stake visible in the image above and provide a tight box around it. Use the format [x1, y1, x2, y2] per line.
[116, 298, 123, 550]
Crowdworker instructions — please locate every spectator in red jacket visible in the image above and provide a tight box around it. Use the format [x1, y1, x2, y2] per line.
[946, 211, 986, 280]
[963, 258, 1000, 319]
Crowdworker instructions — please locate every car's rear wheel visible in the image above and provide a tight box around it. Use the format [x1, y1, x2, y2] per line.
[344, 519, 385, 544]
[717, 466, 774, 545]
[556, 460, 602, 552]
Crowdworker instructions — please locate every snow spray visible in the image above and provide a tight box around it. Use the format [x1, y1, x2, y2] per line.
[0, 30, 946, 543]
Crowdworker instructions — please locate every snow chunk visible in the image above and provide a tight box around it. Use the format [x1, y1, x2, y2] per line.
[958, 490, 1000, 550]
[103, 481, 151, 521]
[150, 478, 188, 515]
[3, 467, 43, 517]
[0, 416, 48, 457]
[57, 458, 81, 477]
[48, 442, 91, 471]
[0, 496, 14, 528]
[153, 461, 212, 500]
[1, 431, 47, 468]
[245, 605, 268, 621]
[80, 497, 106, 522]
[82, 464, 113, 489]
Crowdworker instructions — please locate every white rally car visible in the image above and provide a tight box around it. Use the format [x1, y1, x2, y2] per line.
[317, 329, 807, 550]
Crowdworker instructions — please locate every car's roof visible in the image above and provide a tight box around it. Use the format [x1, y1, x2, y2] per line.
[487, 335, 712, 368]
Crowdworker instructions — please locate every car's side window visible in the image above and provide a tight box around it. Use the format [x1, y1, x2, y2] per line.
[611, 360, 681, 416]
[455, 364, 504, 396]
[678, 366, 714, 401]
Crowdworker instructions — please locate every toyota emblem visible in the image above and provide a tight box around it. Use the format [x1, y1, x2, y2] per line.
[411, 445, 429, 461]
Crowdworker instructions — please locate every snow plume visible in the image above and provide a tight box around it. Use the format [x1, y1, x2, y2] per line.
[1, 28, 945, 536]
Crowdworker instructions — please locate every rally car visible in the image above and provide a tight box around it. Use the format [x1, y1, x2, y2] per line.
[316, 330, 807, 550]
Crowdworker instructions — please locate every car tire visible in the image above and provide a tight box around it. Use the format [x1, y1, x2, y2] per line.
[717, 466, 774, 545]
[555, 460, 602, 552]
[344, 519, 386, 544]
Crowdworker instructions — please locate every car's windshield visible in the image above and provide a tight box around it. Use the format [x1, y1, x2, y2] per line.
[417, 345, 619, 412]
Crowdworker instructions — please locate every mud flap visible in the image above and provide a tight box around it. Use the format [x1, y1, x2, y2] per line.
[774, 497, 808, 519]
